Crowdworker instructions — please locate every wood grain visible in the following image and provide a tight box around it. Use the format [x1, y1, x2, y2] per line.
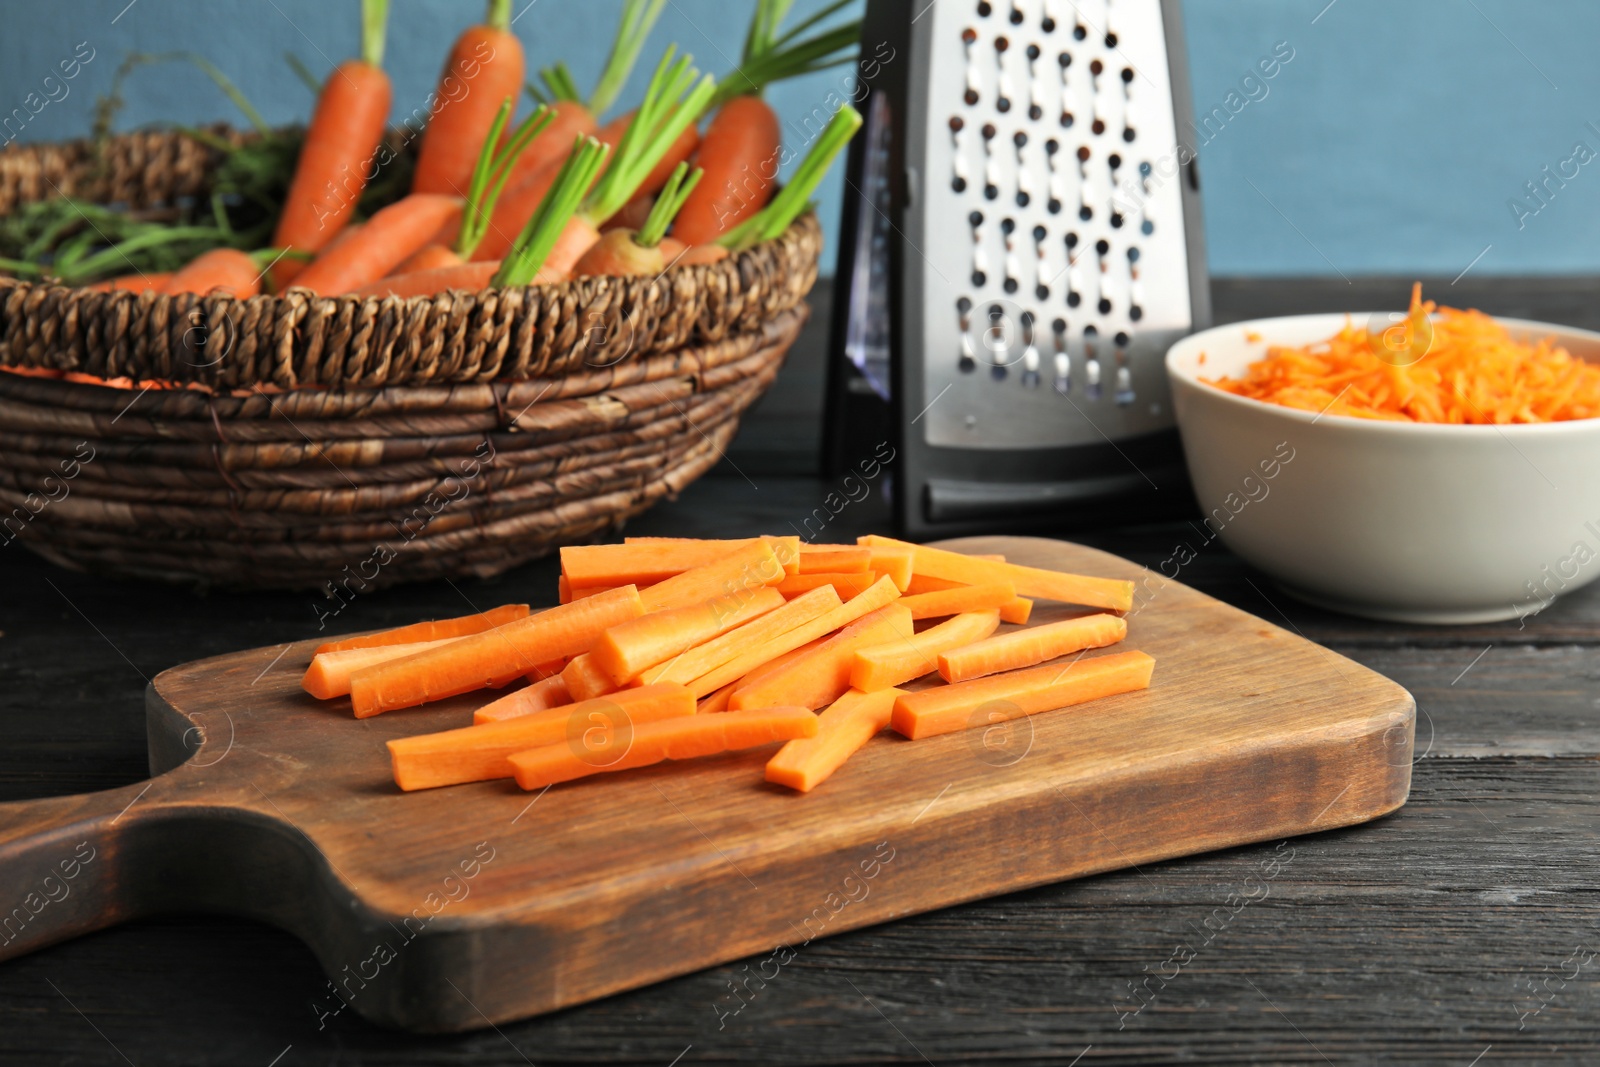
[0, 536, 1410, 1032]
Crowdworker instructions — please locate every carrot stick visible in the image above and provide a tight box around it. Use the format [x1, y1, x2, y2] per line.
[638, 539, 786, 613]
[160, 248, 262, 298]
[939, 613, 1127, 684]
[765, 687, 899, 793]
[411, 0, 526, 196]
[730, 635, 823, 692]
[391, 244, 462, 275]
[291, 194, 463, 295]
[637, 585, 839, 688]
[1000, 598, 1034, 625]
[866, 545, 914, 591]
[87, 271, 173, 293]
[621, 536, 800, 574]
[315, 604, 529, 654]
[672, 94, 780, 245]
[528, 657, 567, 680]
[506, 706, 818, 790]
[591, 586, 785, 684]
[388, 683, 693, 790]
[473, 674, 571, 724]
[561, 652, 619, 702]
[302, 638, 457, 700]
[797, 544, 872, 573]
[850, 610, 1001, 692]
[685, 575, 901, 699]
[859, 535, 1134, 612]
[897, 582, 1016, 620]
[891, 650, 1155, 740]
[773, 571, 877, 600]
[350, 585, 643, 717]
[729, 603, 912, 711]
[562, 540, 774, 588]
[271, 1, 393, 286]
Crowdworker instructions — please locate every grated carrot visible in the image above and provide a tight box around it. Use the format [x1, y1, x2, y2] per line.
[1205, 283, 1600, 424]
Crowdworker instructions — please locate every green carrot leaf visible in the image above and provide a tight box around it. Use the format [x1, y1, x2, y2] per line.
[493, 136, 611, 287]
[719, 102, 860, 250]
[635, 162, 703, 248]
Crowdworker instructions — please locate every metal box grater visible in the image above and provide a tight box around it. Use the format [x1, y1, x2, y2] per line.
[824, 0, 1209, 538]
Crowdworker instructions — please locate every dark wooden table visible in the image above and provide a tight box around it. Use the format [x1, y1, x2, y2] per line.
[4, 277, 1598, 1065]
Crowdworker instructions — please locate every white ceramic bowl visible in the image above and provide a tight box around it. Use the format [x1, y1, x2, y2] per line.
[1165, 313, 1600, 624]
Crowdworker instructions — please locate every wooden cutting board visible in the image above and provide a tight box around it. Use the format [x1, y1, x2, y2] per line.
[0, 537, 1413, 1032]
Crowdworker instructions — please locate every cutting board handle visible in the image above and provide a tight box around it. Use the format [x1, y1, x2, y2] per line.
[0, 780, 166, 962]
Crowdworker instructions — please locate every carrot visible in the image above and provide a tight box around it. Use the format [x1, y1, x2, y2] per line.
[717, 103, 861, 250]
[605, 192, 657, 233]
[621, 536, 800, 575]
[474, 674, 571, 724]
[638, 538, 786, 613]
[348, 259, 495, 299]
[773, 572, 877, 600]
[860, 535, 1134, 612]
[162, 248, 262, 297]
[673, 94, 780, 245]
[591, 586, 785, 684]
[939, 613, 1127, 683]
[866, 545, 913, 591]
[271, 1, 393, 287]
[87, 271, 173, 293]
[897, 582, 1016, 620]
[637, 584, 841, 688]
[765, 687, 900, 793]
[411, 0, 526, 197]
[498, 98, 599, 193]
[291, 194, 463, 295]
[315, 604, 529, 654]
[562, 539, 772, 588]
[729, 602, 912, 711]
[698, 680, 737, 713]
[597, 110, 701, 200]
[391, 244, 462, 275]
[850, 610, 1001, 692]
[506, 705, 818, 790]
[685, 575, 901, 699]
[349, 585, 643, 717]
[573, 161, 702, 277]
[892, 650, 1154, 740]
[388, 683, 693, 790]
[561, 652, 619, 702]
[667, 243, 729, 266]
[730, 635, 824, 692]
[489, 136, 610, 286]
[798, 545, 872, 573]
[302, 638, 457, 700]
[528, 657, 567, 680]
[1000, 598, 1034, 625]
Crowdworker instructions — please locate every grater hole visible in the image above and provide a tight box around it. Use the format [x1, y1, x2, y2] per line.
[1115, 331, 1130, 347]
[1042, 16, 1056, 32]
[1058, 52, 1071, 67]
[1000, 217, 1015, 235]
[982, 122, 997, 140]
[1065, 231, 1079, 248]
[1073, 23, 1087, 40]
[994, 35, 1009, 52]
[1110, 213, 1124, 228]
[1090, 59, 1103, 75]
[1047, 199, 1062, 213]
[985, 184, 999, 200]
[1013, 130, 1028, 146]
[1010, 7, 1024, 24]
[1105, 32, 1118, 47]
[997, 97, 1012, 113]
[1036, 284, 1049, 299]
[1032, 224, 1047, 240]
[1060, 111, 1075, 128]
[1026, 43, 1040, 60]
[1141, 219, 1154, 235]
[1079, 205, 1093, 220]
[1067, 292, 1082, 307]
[1130, 305, 1144, 321]
[1016, 191, 1031, 206]
[963, 27, 978, 43]
[976, 0, 992, 15]
[972, 270, 988, 286]
[1127, 247, 1140, 262]
[953, 176, 968, 192]
[1098, 298, 1112, 314]
[1029, 104, 1043, 120]
[1077, 145, 1091, 162]
[1121, 67, 1134, 83]
[1092, 119, 1106, 135]
[949, 115, 964, 131]
[1123, 128, 1136, 142]
[1108, 153, 1122, 169]
[969, 210, 984, 225]
[957, 296, 973, 315]
[1004, 278, 1019, 293]
[965, 89, 980, 105]
[1095, 239, 1110, 255]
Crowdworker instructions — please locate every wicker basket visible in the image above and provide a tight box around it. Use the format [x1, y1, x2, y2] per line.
[0, 129, 821, 589]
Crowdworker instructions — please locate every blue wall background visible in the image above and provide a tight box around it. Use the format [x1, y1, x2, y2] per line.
[2, 0, 1596, 277]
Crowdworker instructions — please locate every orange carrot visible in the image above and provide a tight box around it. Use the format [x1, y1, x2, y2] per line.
[668, 243, 729, 266]
[897, 582, 1016, 620]
[87, 271, 173, 293]
[590, 586, 785, 684]
[346, 259, 564, 299]
[939, 613, 1127, 683]
[850, 610, 1001, 692]
[474, 673, 571, 723]
[562, 540, 773, 588]
[350, 585, 642, 717]
[315, 603, 529, 654]
[271, 5, 393, 287]
[598, 109, 701, 200]
[621, 535, 800, 575]
[730, 635, 824, 692]
[506, 705, 817, 790]
[636, 584, 841, 688]
[605, 192, 656, 232]
[798, 545, 872, 573]
[729, 603, 913, 711]
[163, 249, 261, 298]
[673, 94, 781, 245]
[317, 607, 521, 656]
[561, 652, 619, 702]
[866, 545, 913, 591]
[499, 98, 599, 191]
[528, 657, 567, 680]
[411, 0, 526, 196]
[638, 539, 786, 613]
[391, 244, 462, 275]
[773, 571, 877, 600]
[698, 680, 737, 713]
[685, 576, 901, 699]
[302, 638, 457, 700]
[292, 194, 463, 295]
[899, 572, 1029, 624]
[892, 650, 1155, 740]
[388, 683, 693, 790]
[860, 535, 1134, 612]
[765, 687, 900, 793]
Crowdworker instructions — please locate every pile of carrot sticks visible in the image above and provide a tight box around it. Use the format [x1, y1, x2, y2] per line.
[302, 536, 1156, 794]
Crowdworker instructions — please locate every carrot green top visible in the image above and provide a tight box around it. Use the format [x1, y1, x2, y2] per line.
[456, 98, 555, 257]
[361, 0, 390, 68]
[719, 102, 861, 250]
[712, 0, 861, 107]
[492, 135, 610, 286]
[530, 0, 668, 116]
[635, 161, 702, 249]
